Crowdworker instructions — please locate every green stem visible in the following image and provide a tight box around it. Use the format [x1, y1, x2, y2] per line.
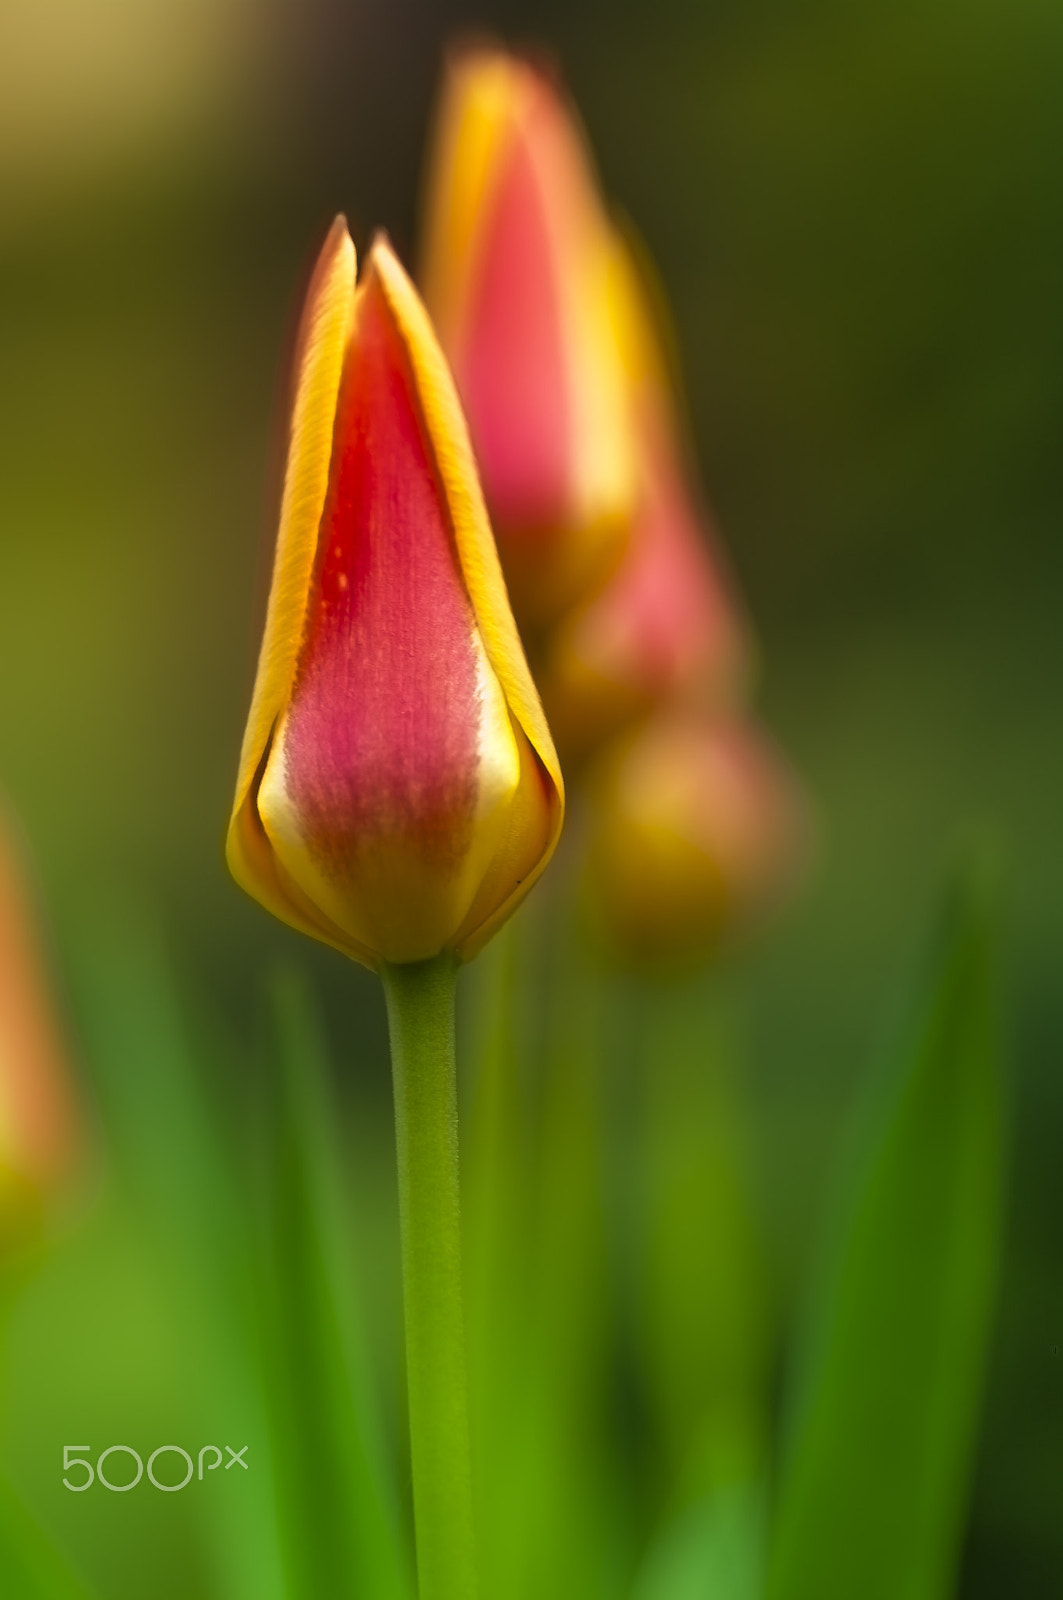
[381, 955, 477, 1600]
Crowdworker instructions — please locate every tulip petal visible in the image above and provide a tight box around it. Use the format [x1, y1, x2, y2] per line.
[539, 229, 750, 760]
[459, 103, 571, 528]
[421, 51, 635, 623]
[372, 241, 562, 815]
[276, 263, 482, 855]
[228, 217, 357, 946]
[418, 51, 526, 350]
[371, 239, 564, 953]
[542, 410, 749, 759]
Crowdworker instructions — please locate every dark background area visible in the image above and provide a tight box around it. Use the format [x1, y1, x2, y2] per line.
[1, 0, 1060, 1590]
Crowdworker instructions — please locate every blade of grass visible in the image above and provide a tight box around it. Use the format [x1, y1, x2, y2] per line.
[461, 889, 626, 1600]
[632, 978, 772, 1508]
[767, 867, 1007, 1600]
[261, 966, 410, 1600]
[519, 907, 628, 1600]
[65, 903, 285, 1600]
[631, 1481, 765, 1600]
[0, 1474, 97, 1600]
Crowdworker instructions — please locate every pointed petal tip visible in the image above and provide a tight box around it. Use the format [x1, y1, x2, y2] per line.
[366, 229, 396, 266]
[319, 212, 356, 273]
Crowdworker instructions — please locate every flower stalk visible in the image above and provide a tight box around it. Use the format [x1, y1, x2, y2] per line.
[381, 955, 477, 1600]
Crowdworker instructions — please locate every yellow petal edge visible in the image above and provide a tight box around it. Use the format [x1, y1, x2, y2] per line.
[419, 51, 531, 354]
[227, 217, 362, 955]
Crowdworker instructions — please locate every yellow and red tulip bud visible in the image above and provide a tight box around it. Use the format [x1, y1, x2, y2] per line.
[420, 48, 636, 627]
[227, 221, 564, 970]
[582, 714, 805, 967]
[0, 804, 78, 1234]
[538, 233, 750, 764]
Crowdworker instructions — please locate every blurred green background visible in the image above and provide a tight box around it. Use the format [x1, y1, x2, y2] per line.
[0, 0, 1060, 1594]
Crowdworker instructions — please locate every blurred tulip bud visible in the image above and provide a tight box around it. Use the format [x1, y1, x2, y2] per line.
[0, 804, 78, 1234]
[227, 221, 564, 969]
[582, 714, 805, 966]
[538, 232, 751, 762]
[420, 48, 636, 626]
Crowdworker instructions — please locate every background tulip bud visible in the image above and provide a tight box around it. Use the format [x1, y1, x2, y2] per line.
[537, 231, 751, 763]
[227, 221, 564, 969]
[581, 714, 806, 966]
[0, 802, 78, 1236]
[538, 425, 748, 763]
[420, 48, 636, 626]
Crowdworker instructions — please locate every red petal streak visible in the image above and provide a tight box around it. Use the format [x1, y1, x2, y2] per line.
[283, 269, 480, 876]
[460, 116, 570, 529]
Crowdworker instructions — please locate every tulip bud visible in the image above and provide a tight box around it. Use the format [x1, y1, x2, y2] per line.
[582, 714, 805, 966]
[420, 49, 636, 626]
[0, 804, 78, 1235]
[538, 232, 750, 763]
[227, 221, 564, 969]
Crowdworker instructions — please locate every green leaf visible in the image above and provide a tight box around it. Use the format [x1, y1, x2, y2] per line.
[259, 967, 410, 1600]
[632, 1481, 765, 1600]
[461, 906, 624, 1600]
[0, 1475, 96, 1600]
[766, 871, 1007, 1600]
[632, 981, 772, 1504]
[65, 903, 286, 1600]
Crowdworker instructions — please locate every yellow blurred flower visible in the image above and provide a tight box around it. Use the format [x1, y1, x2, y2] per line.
[582, 713, 805, 966]
[227, 221, 564, 969]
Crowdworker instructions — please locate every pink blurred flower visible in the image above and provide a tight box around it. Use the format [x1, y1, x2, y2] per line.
[421, 48, 636, 627]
